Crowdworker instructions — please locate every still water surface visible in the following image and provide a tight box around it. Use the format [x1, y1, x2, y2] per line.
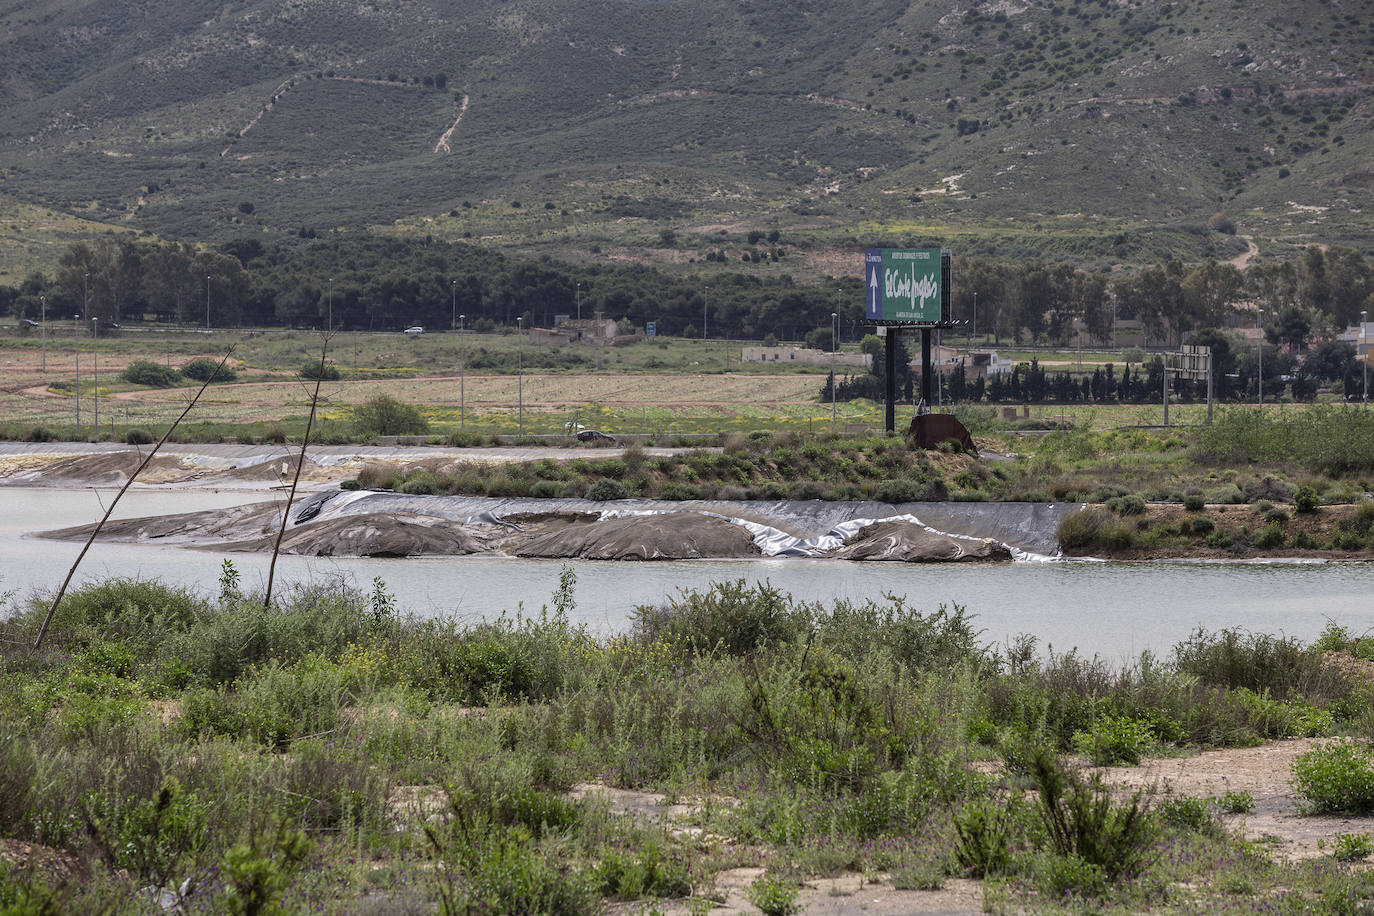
[3, 488, 1371, 660]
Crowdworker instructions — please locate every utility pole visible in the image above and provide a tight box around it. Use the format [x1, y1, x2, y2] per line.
[40, 295, 46, 370]
[329, 277, 334, 333]
[92, 318, 99, 436]
[459, 314, 466, 432]
[972, 290, 977, 345]
[451, 279, 456, 331]
[576, 282, 582, 321]
[1363, 309, 1369, 406]
[205, 276, 211, 330]
[73, 316, 80, 430]
[1257, 308, 1265, 407]
[516, 316, 524, 436]
[831, 311, 838, 433]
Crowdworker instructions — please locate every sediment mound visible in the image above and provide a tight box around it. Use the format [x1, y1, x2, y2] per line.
[227, 513, 488, 557]
[829, 520, 1013, 562]
[38, 501, 282, 544]
[212, 454, 325, 483]
[513, 512, 761, 560]
[1, 451, 207, 485]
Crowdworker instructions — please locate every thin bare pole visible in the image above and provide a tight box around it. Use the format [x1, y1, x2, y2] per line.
[263, 334, 330, 610]
[34, 348, 237, 649]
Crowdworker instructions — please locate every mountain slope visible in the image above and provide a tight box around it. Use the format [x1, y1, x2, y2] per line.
[0, 0, 1369, 280]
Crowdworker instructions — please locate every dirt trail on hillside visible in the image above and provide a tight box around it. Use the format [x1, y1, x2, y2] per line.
[434, 94, 470, 153]
[1229, 235, 1260, 269]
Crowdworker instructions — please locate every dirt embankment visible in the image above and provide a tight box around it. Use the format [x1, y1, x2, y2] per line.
[1062, 503, 1374, 562]
[37, 499, 1020, 563]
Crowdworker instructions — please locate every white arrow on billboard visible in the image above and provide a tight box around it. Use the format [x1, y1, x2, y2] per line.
[868, 265, 880, 311]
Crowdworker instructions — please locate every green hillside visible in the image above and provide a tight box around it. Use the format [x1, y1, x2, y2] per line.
[0, 0, 1370, 280]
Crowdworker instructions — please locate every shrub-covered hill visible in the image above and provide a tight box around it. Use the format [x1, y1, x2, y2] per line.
[0, 0, 1370, 277]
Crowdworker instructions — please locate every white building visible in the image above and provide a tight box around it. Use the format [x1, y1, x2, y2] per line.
[741, 346, 869, 368]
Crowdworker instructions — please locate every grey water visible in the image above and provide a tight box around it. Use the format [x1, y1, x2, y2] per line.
[3, 488, 1372, 661]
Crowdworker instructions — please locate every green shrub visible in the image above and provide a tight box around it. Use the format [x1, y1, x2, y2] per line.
[1331, 832, 1374, 862]
[658, 481, 701, 500]
[1214, 790, 1255, 814]
[398, 472, 443, 495]
[1180, 516, 1215, 536]
[873, 478, 924, 504]
[1294, 485, 1320, 513]
[631, 580, 804, 657]
[953, 796, 1017, 877]
[20, 578, 203, 649]
[595, 838, 693, 899]
[1106, 494, 1146, 516]
[1056, 508, 1137, 552]
[124, 428, 154, 445]
[180, 358, 237, 383]
[1072, 715, 1153, 766]
[747, 873, 801, 916]
[1156, 796, 1220, 836]
[1031, 852, 1108, 899]
[1031, 748, 1155, 879]
[1252, 523, 1285, 548]
[1173, 627, 1341, 701]
[299, 361, 341, 381]
[585, 478, 628, 501]
[352, 394, 429, 437]
[121, 360, 181, 387]
[1291, 741, 1374, 814]
[23, 425, 57, 442]
[1057, 507, 1111, 550]
[1183, 493, 1206, 512]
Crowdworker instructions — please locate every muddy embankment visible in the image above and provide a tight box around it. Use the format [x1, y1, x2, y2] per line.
[34, 490, 1077, 562]
[3, 443, 1075, 561]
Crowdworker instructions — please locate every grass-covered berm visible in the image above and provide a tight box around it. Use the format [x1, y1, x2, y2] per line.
[3, 572, 1374, 913]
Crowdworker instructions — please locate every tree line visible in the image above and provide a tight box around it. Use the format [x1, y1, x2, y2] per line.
[2, 236, 1371, 353]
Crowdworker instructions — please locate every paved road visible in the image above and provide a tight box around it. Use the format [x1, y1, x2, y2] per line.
[0, 441, 709, 467]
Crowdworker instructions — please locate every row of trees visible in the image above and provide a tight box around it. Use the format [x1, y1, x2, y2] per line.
[956, 245, 1373, 350]
[824, 329, 1370, 406]
[2, 236, 1371, 350]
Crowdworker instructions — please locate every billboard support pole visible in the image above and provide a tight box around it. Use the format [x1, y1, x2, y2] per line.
[921, 328, 933, 415]
[885, 331, 897, 435]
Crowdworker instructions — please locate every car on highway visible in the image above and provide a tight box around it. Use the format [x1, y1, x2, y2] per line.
[576, 429, 616, 445]
[403, 326, 424, 335]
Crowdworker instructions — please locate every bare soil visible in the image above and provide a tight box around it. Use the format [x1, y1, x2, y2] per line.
[581, 737, 1374, 914]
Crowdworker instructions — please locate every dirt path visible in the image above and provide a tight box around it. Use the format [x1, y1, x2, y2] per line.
[434, 94, 470, 154]
[1229, 234, 1260, 269]
[1094, 737, 1374, 862]
[583, 738, 1371, 913]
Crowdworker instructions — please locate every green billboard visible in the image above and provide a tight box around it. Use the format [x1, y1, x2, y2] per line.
[864, 247, 947, 324]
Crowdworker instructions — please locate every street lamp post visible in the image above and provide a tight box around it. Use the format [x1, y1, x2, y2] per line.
[576, 282, 582, 322]
[40, 295, 46, 370]
[702, 286, 708, 341]
[205, 276, 211, 330]
[516, 317, 524, 436]
[972, 290, 977, 345]
[451, 280, 456, 331]
[328, 277, 334, 333]
[1257, 308, 1265, 408]
[831, 311, 838, 434]
[459, 314, 466, 432]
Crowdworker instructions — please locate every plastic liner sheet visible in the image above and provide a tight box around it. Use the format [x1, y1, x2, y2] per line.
[597, 508, 1057, 562]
